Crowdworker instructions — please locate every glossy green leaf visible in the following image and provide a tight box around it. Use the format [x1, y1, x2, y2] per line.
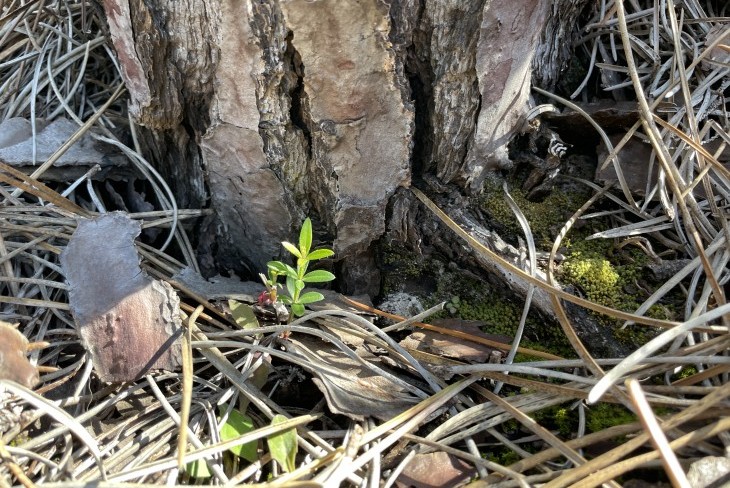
[282, 241, 301, 258]
[299, 218, 313, 256]
[185, 459, 211, 479]
[297, 291, 324, 304]
[219, 406, 258, 462]
[267, 261, 288, 275]
[229, 300, 259, 330]
[307, 248, 334, 261]
[291, 302, 305, 317]
[267, 414, 298, 473]
[302, 270, 335, 283]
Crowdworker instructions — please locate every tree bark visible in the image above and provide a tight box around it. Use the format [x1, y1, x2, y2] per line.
[101, 0, 588, 295]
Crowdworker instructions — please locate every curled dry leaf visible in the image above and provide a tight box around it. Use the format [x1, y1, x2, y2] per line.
[286, 336, 420, 421]
[0, 321, 39, 388]
[400, 319, 511, 363]
[395, 451, 476, 488]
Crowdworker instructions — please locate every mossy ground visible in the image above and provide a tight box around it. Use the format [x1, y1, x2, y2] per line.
[479, 177, 590, 248]
[378, 178, 686, 469]
[479, 176, 679, 348]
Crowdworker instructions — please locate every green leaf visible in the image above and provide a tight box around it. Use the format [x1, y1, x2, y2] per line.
[291, 302, 306, 317]
[307, 248, 334, 261]
[282, 241, 302, 258]
[284, 264, 299, 280]
[286, 275, 296, 299]
[219, 406, 258, 462]
[229, 300, 259, 330]
[298, 291, 324, 304]
[268, 261, 288, 275]
[299, 218, 313, 256]
[295, 279, 305, 292]
[302, 270, 335, 283]
[267, 414, 298, 473]
[185, 459, 211, 479]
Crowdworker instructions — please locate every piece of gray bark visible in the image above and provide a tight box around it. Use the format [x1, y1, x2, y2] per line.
[0, 118, 108, 166]
[687, 456, 730, 488]
[60, 213, 182, 383]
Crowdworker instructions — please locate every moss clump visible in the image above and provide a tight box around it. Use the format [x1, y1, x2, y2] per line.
[586, 403, 636, 433]
[672, 366, 697, 381]
[558, 236, 650, 313]
[531, 404, 577, 436]
[458, 298, 522, 336]
[560, 255, 621, 307]
[485, 449, 521, 466]
[378, 241, 431, 295]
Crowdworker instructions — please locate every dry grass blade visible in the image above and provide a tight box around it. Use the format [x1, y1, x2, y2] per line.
[343, 296, 563, 360]
[0, 160, 89, 215]
[0, 380, 106, 480]
[545, 380, 730, 488]
[589, 302, 730, 403]
[626, 379, 691, 488]
[495, 182, 537, 394]
[176, 305, 201, 470]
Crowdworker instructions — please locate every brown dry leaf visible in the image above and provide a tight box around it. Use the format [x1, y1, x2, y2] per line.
[399, 319, 510, 363]
[0, 321, 39, 388]
[395, 451, 477, 488]
[60, 213, 182, 383]
[286, 335, 420, 421]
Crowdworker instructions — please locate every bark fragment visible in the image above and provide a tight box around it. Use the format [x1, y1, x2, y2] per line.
[60, 213, 182, 383]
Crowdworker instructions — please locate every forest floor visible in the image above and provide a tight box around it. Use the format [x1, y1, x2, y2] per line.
[0, 1, 728, 487]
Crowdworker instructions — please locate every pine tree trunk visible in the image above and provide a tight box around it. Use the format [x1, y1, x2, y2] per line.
[101, 0, 588, 295]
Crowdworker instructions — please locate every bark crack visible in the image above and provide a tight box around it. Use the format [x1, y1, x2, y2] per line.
[285, 32, 312, 160]
[403, 0, 431, 178]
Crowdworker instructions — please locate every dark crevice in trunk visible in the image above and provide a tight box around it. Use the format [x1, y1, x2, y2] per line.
[405, 2, 432, 178]
[407, 71, 432, 178]
[285, 31, 312, 161]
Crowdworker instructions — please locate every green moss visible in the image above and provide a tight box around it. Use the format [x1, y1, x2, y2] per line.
[485, 449, 521, 466]
[558, 237, 652, 314]
[586, 403, 636, 433]
[561, 255, 621, 307]
[379, 241, 429, 294]
[458, 298, 521, 335]
[673, 366, 697, 381]
[531, 404, 577, 436]
[479, 179, 590, 248]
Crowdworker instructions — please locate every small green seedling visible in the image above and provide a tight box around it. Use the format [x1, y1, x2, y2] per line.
[185, 404, 258, 478]
[267, 414, 298, 473]
[261, 218, 335, 318]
